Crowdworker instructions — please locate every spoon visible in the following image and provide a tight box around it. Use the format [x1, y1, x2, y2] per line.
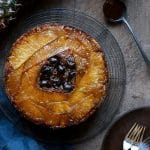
[103, 0, 150, 65]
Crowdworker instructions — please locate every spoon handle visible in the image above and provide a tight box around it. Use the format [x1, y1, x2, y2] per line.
[122, 17, 150, 65]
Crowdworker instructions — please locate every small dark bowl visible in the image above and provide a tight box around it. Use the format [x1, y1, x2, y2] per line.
[102, 107, 150, 150]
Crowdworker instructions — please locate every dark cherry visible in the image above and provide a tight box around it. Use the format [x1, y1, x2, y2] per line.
[51, 77, 61, 86]
[58, 65, 65, 73]
[63, 82, 74, 92]
[38, 54, 76, 93]
[69, 71, 76, 79]
[48, 56, 59, 65]
[39, 80, 50, 88]
[63, 70, 69, 78]
[67, 59, 76, 68]
[41, 65, 53, 74]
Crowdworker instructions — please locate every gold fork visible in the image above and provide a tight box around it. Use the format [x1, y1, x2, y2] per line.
[123, 123, 146, 150]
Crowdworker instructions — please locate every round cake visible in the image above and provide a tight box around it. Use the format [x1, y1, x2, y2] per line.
[5, 23, 108, 128]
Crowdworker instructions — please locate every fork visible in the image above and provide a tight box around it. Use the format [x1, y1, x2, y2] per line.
[139, 137, 150, 150]
[123, 123, 146, 150]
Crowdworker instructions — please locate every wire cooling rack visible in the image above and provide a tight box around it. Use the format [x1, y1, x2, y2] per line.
[0, 8, 126, 144]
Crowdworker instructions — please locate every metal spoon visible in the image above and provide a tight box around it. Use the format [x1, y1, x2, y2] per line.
[103, 0, 150, 65]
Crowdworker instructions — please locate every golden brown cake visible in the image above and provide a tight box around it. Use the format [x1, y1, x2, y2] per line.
[5, 23, 108, 128]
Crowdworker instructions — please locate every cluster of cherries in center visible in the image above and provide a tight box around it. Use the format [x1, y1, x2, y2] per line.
[38, 53, 76, 93]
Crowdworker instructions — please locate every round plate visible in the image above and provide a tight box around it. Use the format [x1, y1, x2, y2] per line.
[0, 9, 126, 144]
[101, 107, 150, 150]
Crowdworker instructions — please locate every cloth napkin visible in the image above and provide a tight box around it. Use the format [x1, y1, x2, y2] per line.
[0, 109, 73, 150]
[0, 110, 73, 150]
[0, 90, 73, 150]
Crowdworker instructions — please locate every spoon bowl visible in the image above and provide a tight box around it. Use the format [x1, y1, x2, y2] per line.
[103, 0, 126, 23]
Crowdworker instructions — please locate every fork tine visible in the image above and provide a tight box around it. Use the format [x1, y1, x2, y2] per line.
[135, 125, 145, 143]
[127, 123, 140, 140]
[144, 137, 150, 142]
[130, 124, 142, 142]
[139, 126, 146, 142]
[135, 126, 145, 143]
[133, 126, 142, 142]
[136, 126, 143, 142]
[144, 137, 150, 144]
[125, 123, 137, 138]
[146, 139, 150, 145]
[125, 123, 146, 144]
[124, 123, 146, 150]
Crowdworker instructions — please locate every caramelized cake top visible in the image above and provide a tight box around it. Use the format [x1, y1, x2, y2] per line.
[5, 24, 108, 128]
